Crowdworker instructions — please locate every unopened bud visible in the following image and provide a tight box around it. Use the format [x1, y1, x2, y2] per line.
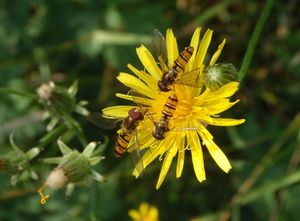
[0, 151, 27, 174]
[36, 82, 55, 101]
[38, 140, 104, 205]
[204, 63, 239, 91]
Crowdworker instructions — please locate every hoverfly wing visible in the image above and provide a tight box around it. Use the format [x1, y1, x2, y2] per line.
[152, 29, 167, 62]
[129, 131, 144, 177]
[87, 112, 122, 129]
[174, 69, 202, 88]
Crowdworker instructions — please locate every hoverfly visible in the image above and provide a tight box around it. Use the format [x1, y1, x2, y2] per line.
[114, 107, 147, 157]
[152, 29, 198, 92]
[152, 93, 178, 140]
[87, 107, 148, 174]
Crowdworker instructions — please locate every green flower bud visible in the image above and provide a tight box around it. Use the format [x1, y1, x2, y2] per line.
[59, 151, 91, 183]
[0, 151, 27, 174]
[0, 135, 40, 185]
[38, 139, 105, 205]
[36, 81, 76, 117]
[36, 81, 89, 131]
[204, 63, 239, 91]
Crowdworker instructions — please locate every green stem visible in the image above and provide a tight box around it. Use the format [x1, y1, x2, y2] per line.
[239, 0, 275, 81]
[0, 87, 37, 100]
[238, 169, 300, 205]
[38, 124, 67, 147]
[64, 115, 88, 147]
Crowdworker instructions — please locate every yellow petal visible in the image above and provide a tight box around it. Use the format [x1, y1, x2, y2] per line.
[117, 73, 153, 96]
[140, 202, 149, 216]
[128, 64, 157, 89]
[116, 93, 153, 106]
[156, 141, 178, 189]
[186, 27, 201, 72]
[176, 133, 185, 178]
[200, 126, 232, 172]
[193, 29, 213, 70]
[166, 29, 179, 68]
[209, 39, 226, 65]
[207, 81, 239, 99]
[128, 210, 141, 220]
[204, 99, 240, 114]
[102, 105, 133, 118]
[136, 45, 162, 80]
[148, 206, 159, 220]
[188, 131, 206, 182]
[205, 117, 246, 126]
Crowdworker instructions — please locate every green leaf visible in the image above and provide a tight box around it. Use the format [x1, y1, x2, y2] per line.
[68, 80, 78, 97]
[9, 134, 22, 152]
[89, 156, 105, 166]
[25, 147, 41, 160]
[91, 170, 105, 182]
[57, 139, 72, 155]
[82, 142, 97, 158]
[74, 105, 89, 116]
[41, 157, 61, 164]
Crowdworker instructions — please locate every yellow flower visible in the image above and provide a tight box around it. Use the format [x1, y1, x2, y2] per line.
[102, 27, 245, 189]
[128, 202, 159, 221]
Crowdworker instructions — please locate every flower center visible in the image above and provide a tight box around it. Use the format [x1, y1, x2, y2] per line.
[175, 99, 192, 118]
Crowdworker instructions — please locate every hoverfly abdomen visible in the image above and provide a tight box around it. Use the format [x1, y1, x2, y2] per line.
[174, 46, 194, 73]
[153, 94, 178, 140]
[115, 132, 131, 157]
[158, 46, 194, 92]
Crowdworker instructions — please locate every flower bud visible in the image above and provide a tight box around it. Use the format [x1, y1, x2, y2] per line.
[0, 135, 40, 185]
[38, 140, 105, 205]
[0, 151, 27, 174]
[37, 81, 76, 118]
[204, 63, 239, 91]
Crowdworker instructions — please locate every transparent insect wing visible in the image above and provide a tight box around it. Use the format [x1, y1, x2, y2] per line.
[152, 29, 167, 62]
[174, 69, 202, 89]
[87, 112, 122, 129]
[126, 130, 145, 176]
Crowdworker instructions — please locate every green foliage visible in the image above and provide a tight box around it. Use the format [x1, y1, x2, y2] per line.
[0, 0, 300, 221]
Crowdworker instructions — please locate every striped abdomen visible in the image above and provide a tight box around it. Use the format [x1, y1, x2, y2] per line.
[158, 46, 194, 92]
[115, 132, 132, 157]
[152, 94, 178, 140]
[172, 46, 194, 74]
[161, 93, 178, 119]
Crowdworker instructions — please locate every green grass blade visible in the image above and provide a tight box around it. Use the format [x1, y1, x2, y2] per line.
[239, 0, 275, 81]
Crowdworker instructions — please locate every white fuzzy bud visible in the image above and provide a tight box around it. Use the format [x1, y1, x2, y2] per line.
[36, 82, 54, 101]
[45, 168, 67, 190]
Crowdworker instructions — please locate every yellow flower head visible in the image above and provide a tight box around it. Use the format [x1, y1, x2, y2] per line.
[102, 27, 245, 189]
[128, 202, 159, 221]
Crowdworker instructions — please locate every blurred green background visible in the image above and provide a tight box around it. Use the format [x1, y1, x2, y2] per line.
[0, 0, 300, 220]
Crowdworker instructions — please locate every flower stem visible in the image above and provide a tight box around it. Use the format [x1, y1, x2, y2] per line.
[239, 0, 275, 81]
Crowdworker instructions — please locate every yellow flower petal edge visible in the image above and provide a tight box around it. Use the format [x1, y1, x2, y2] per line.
[210, 39, 226, 65]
